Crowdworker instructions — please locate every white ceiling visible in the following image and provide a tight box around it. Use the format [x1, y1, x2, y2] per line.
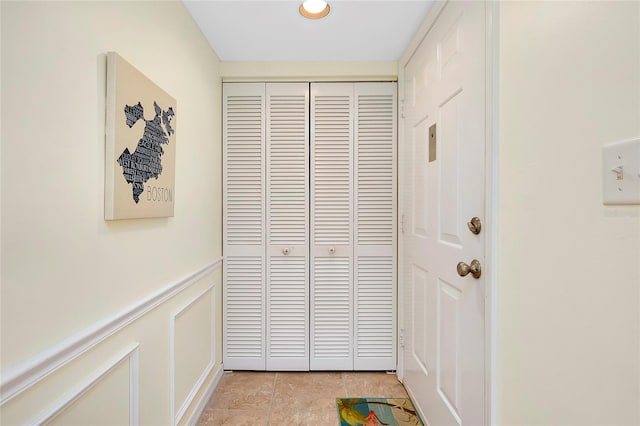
[183, 1, 435, 62]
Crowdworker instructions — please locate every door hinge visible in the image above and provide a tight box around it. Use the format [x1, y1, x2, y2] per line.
[400, 214, 406, 234]
[400, 99, 405, 119]
[399, 328, 405, 348]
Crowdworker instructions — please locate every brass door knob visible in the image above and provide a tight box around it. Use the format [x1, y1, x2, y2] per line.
[457, 259, 482, 279]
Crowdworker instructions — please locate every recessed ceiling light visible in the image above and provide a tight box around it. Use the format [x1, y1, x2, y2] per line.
[299, 0, 330, 19]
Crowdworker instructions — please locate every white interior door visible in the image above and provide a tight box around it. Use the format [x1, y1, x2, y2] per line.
[310, 83, 354, 370]
[265, 83, 309, 370]
[401, 1, 486, 424]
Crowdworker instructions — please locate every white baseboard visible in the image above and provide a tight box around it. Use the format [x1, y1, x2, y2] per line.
[183, 365, 224, 426]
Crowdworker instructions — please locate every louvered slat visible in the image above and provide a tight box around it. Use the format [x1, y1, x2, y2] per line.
[312, 257, 351, 359]
[356, 257, 394, 357]
[225, 256, 264, 357]
[313, 94, 352, 245]
[266, 83, 309, 371]
[310, 83, 354, 370]
[354, 83, 396, 370]
[357, 94, 394, 245]
[223, 83, 265, 370]
[268, 92, 307, 244]
[226, 94, 263, 246]
[268, 257, 307, 357]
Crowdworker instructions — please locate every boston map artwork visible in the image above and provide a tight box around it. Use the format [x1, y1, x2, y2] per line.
[105, 52, 177, 220]
[117, 101, 175, 203]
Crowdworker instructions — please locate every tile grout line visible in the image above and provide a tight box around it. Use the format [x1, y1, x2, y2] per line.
[341, 372, 348, 397]
[265, 372, 277, 426]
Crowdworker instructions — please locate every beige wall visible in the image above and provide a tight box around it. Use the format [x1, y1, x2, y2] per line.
[497, 1, 640, 424]
[0, 1, 223, 425]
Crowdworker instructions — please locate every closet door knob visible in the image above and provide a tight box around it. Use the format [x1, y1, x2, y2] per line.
[283, 247, 290, 255]
[328, 247, 336, 255]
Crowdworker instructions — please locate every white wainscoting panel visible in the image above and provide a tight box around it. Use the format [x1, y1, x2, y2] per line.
[170, 285, 216, 426]
[1, 259, 222, 405]
[32, 343, 139, 426]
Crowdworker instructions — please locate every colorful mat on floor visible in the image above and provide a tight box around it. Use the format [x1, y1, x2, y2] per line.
[336, 397, 423, 426]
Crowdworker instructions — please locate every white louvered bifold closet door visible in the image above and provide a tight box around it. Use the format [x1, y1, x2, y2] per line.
[224, 81, 395, 372]
[265, 83, 309, 370]
[354, 82, 397, 370]
[223, 83, 266, 370]
[310, 83, 354, 370]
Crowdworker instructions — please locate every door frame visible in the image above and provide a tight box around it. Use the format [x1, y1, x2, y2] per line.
[396, 1, 500, 425]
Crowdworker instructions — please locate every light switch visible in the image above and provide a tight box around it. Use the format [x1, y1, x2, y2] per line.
[602, 138, 640, 205]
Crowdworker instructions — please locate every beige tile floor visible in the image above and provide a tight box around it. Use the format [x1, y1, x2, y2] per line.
[197, 371, 410, 426]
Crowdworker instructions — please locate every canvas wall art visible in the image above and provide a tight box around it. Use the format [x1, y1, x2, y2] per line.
[105, 52, 176, 220]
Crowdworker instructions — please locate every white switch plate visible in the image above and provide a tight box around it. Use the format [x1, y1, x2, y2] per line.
[602, 138, 640, 205]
